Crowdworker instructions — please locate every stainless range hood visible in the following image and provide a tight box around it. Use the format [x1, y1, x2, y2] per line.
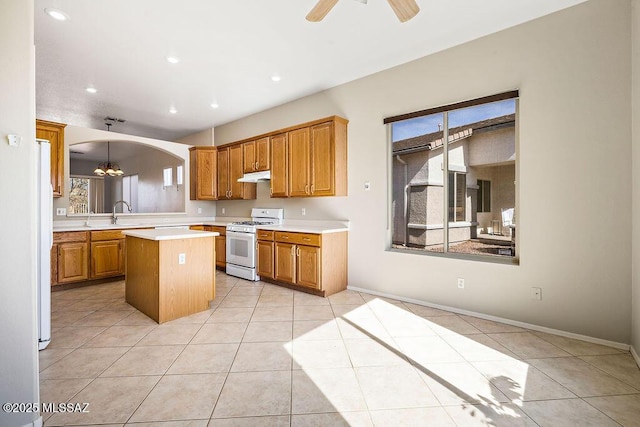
[237, 170, 271, 182]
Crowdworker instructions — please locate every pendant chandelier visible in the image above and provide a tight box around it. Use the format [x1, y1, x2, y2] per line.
[93, 123, 124, 176]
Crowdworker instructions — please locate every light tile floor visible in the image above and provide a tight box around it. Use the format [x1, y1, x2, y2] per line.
[40, 272, 640, 426]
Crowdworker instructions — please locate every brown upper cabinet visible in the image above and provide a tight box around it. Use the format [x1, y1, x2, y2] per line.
[218, 145, 256, 200]
[36, 119, 66, 198]
[243, 137, 270, 173]
[285, 117, 348, 198]
[189, 146, 217, 200]
[288, 127, 311, 197]
[214, 115, 347, 199]
[270, 133, 288, 198]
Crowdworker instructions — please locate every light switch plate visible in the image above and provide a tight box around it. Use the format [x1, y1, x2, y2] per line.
[7, 134, 22, 147]
[364, 181, 371, 191]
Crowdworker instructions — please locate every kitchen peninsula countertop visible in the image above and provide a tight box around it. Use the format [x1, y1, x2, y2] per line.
[122, 228, 219, 241]
[53, 217, 237, 232]
[54, 217, 349, 234]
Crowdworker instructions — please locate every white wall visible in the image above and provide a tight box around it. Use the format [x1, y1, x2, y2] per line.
[118, 149, 185, 213]
[177, 128, 214, 146]
[214, 0, 633, 343]
[0, 1, 40, 426]
[631, 0, 640, 355]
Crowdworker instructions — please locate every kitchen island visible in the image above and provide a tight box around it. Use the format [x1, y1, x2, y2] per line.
[122, 228, 218, 323]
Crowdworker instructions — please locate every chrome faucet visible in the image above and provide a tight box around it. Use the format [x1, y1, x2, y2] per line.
[112, 200, 132, 224]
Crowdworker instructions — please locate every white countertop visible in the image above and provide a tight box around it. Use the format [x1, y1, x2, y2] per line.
[122, 228, 219, 241]
[256, 224, 349, 234]
[53, 218, 236, 232]
[54, 217, 349, 234]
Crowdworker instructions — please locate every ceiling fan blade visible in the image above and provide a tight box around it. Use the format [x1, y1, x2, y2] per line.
[306, 0, 340, 22]
[387, 0, 420, 22]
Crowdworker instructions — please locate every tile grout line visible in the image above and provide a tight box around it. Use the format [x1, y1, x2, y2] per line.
[209, 276, 262, 422]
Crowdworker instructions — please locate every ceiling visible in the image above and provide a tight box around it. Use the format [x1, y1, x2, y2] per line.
[35, 0, 585, 142]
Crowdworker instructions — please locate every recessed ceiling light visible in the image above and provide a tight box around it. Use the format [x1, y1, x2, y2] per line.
[169, 107, 177, 114]
[271, 75, 281, 82]
[45, 8, 69, 21]
[211, 103, 219, 109]
[85, 87, 97, 94]
[166, 56, 180, 64]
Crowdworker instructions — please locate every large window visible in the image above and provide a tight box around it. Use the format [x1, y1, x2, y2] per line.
[387, 91, 518, 260]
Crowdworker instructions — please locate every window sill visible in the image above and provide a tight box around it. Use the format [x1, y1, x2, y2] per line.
[387, 246, 519, 265]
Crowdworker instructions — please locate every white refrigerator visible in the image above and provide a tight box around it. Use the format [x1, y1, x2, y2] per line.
[37, 139, 52, 350]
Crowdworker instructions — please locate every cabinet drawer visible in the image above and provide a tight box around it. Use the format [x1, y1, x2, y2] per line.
[256, 230, 274, 241]
[275, 231, 320, 247]
[53, 231, 88, 243]
[91, 230, 125, 241]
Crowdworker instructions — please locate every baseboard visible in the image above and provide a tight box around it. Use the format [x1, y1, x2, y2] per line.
[22, 416, 42, 427]
[631, 345, 640, 369]
[348, 285, 630, 351]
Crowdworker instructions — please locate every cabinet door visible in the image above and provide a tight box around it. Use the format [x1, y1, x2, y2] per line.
[190, 148, 217, 200]
[91, 240, 123, 279]
[270, 133, 288, 197]
[243, 141, 256, 173]
[51, 244, 58, 286]
[257, 240, 274, 279]
[275, 242, 296, 284]
[217, 147, 230, 199]
[288, 127, 311, 197]
[36, 120, 66, 198]
[310, 122, 335, 196]
[255, 137, 270, 171]
[229, 144, 245, 199]
[215, 235, 226, 268]
[58, 242, 88, 283]
[296, 245, 320, 289]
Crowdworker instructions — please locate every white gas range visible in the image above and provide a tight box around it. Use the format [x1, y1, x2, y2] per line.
[226, 208, 283, 281]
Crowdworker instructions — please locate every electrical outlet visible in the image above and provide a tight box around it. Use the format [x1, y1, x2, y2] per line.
[301, 208, 306, 216]
[56, 208, 66, 216]
[197, 207, 202, 214]
[7, 134, 21, 147]
[531, 287, 542, 300]
[222, 208, 226, 214]
[178, 253, 186, 265]
[457, 278, 465, 289]
[364, 181, 371, 191]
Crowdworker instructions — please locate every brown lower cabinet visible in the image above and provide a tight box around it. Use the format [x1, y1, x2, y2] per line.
[90, 230, 126, 279]
[52, 231, 89, 285]
[257, 240, 275, 279]
[52, 229, 133, 286]
[190, 225, 226, 268]
[258, 230, 348, 296]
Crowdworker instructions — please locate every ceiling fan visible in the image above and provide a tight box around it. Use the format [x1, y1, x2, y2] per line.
[306, 0, 420, 23]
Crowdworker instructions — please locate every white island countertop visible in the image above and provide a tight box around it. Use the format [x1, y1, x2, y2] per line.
[122, 228, 219, 241]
